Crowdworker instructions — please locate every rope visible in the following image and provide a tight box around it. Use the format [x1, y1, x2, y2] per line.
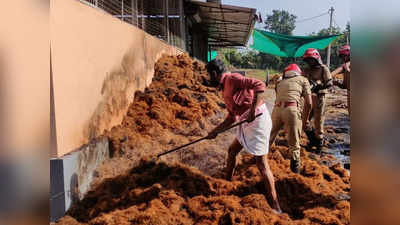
[296, 11, 329, 23]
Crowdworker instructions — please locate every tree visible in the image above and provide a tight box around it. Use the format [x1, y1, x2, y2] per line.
[262, 10, 297, 70]
[310, 26, 341, 36]
[223, 48, 242, 68]
[258, 53, 281, 70]
[264, 10, 297, 35]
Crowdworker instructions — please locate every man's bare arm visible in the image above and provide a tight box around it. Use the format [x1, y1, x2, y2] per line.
[207, 115, 236, 139]
[331, 66, 344, 77]
[248, 92, 263, 122]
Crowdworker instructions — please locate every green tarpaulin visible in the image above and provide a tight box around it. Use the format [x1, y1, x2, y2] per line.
[208, 51, 218, 62]
[250, 29, 340, 57]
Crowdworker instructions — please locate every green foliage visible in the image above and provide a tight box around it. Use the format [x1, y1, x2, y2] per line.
[310, 26, 341, 36]
[264, 10, 297, 35]
[245, 68, 280, 81]
[215, 48, 234, 70]
[219, 49, 291, 72]
[223, 49, 242, 68]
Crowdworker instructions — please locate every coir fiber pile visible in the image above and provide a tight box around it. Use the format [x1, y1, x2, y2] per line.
[57, 54, 350, 225]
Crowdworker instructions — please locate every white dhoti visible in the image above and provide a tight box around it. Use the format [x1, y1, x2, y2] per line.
[236, 103, 271, 156]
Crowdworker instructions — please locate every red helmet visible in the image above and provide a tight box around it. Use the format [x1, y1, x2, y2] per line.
[283, 64, 302, 77]
[339, 45, 350, 56]
[303, 48, 321, 60]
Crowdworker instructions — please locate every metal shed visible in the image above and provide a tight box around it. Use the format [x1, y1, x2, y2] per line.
[186, 0, 256, 61]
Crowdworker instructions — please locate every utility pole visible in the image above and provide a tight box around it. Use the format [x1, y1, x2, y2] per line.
[326, 6, 334, 68]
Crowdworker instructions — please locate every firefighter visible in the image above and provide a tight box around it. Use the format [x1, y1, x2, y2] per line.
[332, 45, 351, 114]
[302, 48, 333, 152]
[269, 64, 312, 173]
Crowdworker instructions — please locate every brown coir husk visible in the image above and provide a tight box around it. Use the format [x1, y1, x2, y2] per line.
[57, 54, 350, 225]
[103, 54, 226, 160]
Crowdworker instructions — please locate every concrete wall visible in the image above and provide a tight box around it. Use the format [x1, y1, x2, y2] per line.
[50, 137, 110, 222]
[62, 137, 110, 211]
[51, 0, 183, 156]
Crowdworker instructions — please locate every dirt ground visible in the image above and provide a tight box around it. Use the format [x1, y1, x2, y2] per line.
[56, 54, 350, 225]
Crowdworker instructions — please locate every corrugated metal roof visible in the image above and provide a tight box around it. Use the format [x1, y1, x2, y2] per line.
[189, 0, 256, 47]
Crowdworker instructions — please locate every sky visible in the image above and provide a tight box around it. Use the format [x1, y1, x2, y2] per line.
[223, 0, 350, 35]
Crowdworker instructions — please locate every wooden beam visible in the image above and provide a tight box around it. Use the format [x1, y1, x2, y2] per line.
[179, 0, 185, 49]
[201, 17, 249, 25]
[191, 2, 253, 13]
[207, 36, 243, 46]
[121, 0, 124, 22]
[163, 0, 170, 43]
[208, 30, 248, 34]
[141, 0, 145, 30]
[131, 0, 138, 26]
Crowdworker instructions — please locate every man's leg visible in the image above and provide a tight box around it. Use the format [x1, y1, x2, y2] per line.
[256, 155, 282, 213]
[305, 101, 317, 150]
[309, 94, 319, 148]
[286, 109, 302, 173]
[269, 108, 283, 148]
[313, 94, 326, 151]
[311, 94, 318, 131]
[226, 139, 242, 181]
